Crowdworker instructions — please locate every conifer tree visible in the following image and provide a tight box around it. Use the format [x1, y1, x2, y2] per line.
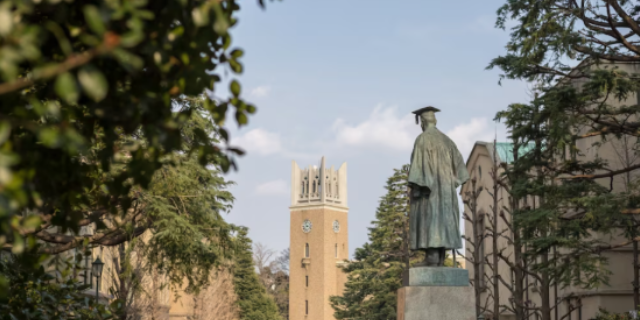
[233, 227, 282, 320]
[331, 165, 426, 320]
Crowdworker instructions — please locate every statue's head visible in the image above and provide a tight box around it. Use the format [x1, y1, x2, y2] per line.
[412, 106, 440, 131]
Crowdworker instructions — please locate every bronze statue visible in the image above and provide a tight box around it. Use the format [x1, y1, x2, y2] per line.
[408, 106, 469, 267]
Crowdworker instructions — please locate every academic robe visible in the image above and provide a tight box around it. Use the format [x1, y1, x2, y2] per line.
[408, 126, 470, 250]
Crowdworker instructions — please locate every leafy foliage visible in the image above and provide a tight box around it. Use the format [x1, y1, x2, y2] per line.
[139, 110, 236, 292]
[233, 227, 283, 320]
[490, 0, 640, 308]
[0, 0, 266, 257]
[593, 309, 638, 320]
[0, 251, 118, 319]
[18, 104, 237, 295]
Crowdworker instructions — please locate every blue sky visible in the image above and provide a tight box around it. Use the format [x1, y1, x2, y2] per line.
[220, 0, 530, 258]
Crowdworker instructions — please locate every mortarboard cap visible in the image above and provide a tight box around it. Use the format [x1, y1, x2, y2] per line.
[412, 106, 441, 124]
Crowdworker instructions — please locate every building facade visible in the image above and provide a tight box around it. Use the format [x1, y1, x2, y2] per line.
[289, 157, 349, 320]
[60, 225, 239, 319]
[463, 141, 636, 320]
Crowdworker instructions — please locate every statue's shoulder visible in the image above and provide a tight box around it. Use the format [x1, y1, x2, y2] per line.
[435, 128, 456, 145]
[414, 131, 428, 142]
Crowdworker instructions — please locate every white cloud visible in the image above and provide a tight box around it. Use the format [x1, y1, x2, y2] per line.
[250, 85, 271, 98]
[445, 118, 496, 159]
[255, 179, 289, 196]
[332, 105, 419, 151]
[232, 128, 282, 156]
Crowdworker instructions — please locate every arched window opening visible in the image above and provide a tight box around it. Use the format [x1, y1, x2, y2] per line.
[305, 243, 309, 258]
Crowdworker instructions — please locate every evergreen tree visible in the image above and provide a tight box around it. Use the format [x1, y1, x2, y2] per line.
[28, 100, 237, 294]
[331, 165, 424, 320]
[489, 0, 640, 314]
[233, 227, 282, 320]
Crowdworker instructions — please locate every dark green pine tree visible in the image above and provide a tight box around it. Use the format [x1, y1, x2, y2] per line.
[331, 165, 423, 320]
[233, 226, 283, 320]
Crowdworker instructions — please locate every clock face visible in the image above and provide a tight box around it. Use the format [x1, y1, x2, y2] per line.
[333, 220, 340, 233]
[302, 220, 312, 233]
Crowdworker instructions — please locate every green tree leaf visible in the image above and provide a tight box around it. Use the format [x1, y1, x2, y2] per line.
[78, 66, 108, 102]
[230, 80, 241, 97]
[54, 72, 79, 104]
[83, 5, 106, 36]
[22, 215, 41, 229]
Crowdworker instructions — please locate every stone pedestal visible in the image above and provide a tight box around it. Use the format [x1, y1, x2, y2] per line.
[397, 267, 475, 320]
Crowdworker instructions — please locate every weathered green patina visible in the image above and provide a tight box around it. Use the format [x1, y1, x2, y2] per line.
[408, 107, 469, 267]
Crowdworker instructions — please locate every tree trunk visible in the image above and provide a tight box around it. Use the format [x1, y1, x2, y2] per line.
[554, 246, 559, 320]
[634, 236, 639, 310]
[540, 253, 551, 320]
[118, 243, 129, 320]
[470, 179, 483, 318]
[491, 142, 500, 320]
[511, 142, 525, 320]
[513, 231, 525, 320]
[152, 268, 159, 320]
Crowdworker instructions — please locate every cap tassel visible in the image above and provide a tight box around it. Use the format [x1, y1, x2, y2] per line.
[415, 114, 419, 124]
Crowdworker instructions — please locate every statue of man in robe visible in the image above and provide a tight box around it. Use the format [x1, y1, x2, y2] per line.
[408, 106, 469, 267]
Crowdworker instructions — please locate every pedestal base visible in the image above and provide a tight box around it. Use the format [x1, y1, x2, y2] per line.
[397, 267, 475, 320]
[397, 286, 475, 320]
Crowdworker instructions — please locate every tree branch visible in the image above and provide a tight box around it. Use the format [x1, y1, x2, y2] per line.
[0, 32, 120, 96]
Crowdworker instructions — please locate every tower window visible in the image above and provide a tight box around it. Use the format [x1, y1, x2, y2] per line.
[305, 243, 309, 258]
[335, 243, 338, 258]
[306, 300, 309, 315]
[305, 276, 308, 287]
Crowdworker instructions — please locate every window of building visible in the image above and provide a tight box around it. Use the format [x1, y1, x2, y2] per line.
[305, 243, 309, 258]
[306, 300, 309, 315]
[335, 244, 338, 258]
[478, 166, 482, 179]
[305, 276, 308, 287]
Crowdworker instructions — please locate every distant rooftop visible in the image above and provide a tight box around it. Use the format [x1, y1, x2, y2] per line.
[469, 142, 537, 165]
[493, 142, 537, 164]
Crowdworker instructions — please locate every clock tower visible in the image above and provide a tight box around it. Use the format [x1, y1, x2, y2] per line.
[289, 157, 349, 320]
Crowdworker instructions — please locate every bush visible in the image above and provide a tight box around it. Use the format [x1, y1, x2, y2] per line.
[593, 309, 638, 320]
